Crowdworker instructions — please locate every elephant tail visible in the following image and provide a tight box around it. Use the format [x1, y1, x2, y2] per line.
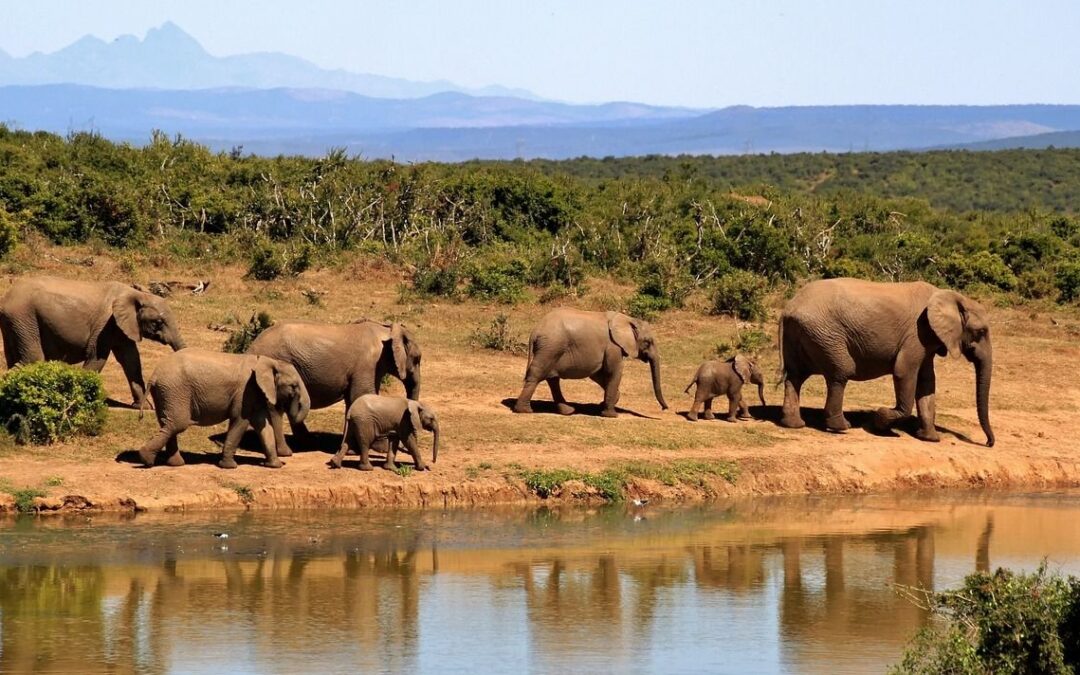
[776, 319, 787, 386]
[683, 378, 696, 395]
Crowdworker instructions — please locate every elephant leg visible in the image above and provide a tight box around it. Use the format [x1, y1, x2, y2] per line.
[252, 414, 284, 469]
[725, 394, 739, 422]
[162, 435, 184, 467]
[780, 374, 807, 429]
[600, 365, 622, 418]
[688, 392, 703, 422]
[329, 420, 353, 469]
[738, 394, 751, 420]
[112, 341, 148, 410]
[547, 378, 574, 415]
[513, 377, 541, 414]
[268, 409, 291, 457]
[137, 425, 181, 467]
[358, 422, 376, 471]
[914, 359, 940, 442]
[701, 397, 715, 421]
[874, 371, 917, 431]
[218, 418, 249, 469]
[405, 433, 428, 471]
[824, 379, 851, 432]
[383, 437, 399, 471]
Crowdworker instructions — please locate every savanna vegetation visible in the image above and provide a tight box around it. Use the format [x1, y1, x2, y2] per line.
[2, 125, 1080, 325]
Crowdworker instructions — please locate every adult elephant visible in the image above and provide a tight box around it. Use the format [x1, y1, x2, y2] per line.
[0, 277, 185, 408]
[247, 319, 421, 440]
[779, 278, 994, 446]
[513, 309, 668, 417]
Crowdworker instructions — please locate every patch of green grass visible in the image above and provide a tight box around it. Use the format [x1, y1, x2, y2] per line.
[0, 479, 46, 513]
[478, 461, 493, 470]
[44, 476, 64, 487]
[520, 468, 583, 498]
[394, 465, 413, 478]
[465, 466, 480, 479]
[516, 459, 739, 502]
[220, 481, 254, 505]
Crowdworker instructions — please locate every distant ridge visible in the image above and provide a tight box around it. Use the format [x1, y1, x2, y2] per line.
[0, 21, 539, 100]
[943, 129, 1080, 151]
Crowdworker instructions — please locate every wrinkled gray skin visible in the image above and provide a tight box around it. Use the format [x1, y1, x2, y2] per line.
[136, 349, 311, 469]
[247, 320, 421, 445]
[331, 395, 439, 472]
[779, 278, 994, 447]
[684, 355, 766, 422]
[0, 277, 185, 408]
[513, 309, 668, 418]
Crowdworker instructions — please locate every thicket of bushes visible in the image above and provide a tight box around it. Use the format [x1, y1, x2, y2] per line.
[3, 125, 1080, 320]
[0, 362, 106, 444]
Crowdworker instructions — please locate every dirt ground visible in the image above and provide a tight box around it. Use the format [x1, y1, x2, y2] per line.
[2, 242, 1080, 513]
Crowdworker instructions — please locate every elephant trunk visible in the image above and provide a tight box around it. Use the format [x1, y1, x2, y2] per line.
[649, 356, 668, 410]
[405, 373, 421, 400]
[974, 345, 994, 448]
[168, 332, 186, 351]
[291, 386, 311, 425]
[757, 381, 766, 409]
[430, 419, 439, 464]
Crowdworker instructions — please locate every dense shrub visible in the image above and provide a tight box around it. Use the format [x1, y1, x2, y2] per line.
[1055, 259, 1080, 303]
[715, 326, 772, 359]
[0, 362, 106, 444]
[247, 242, 312, 281]
[470, 314, 528, 354]
[223, 311, 274, 353]
[893, 565, 1080, 674]
[466, 258, 528, 304]
[0, 207, 18, 258]
[940, 251, 1018, 291]
[711, 270, 768, 321]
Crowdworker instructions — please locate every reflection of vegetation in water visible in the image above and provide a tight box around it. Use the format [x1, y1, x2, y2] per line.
[517, 459, 740, 500]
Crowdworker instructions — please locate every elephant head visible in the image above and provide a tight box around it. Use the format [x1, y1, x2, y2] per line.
[255, 358, 311, 424]
[381, 323, 422, 399]
[114, 289, 185, 351]
[407, 400, 439, 465]
[926, 290, 994, 447]
[607, 312, 669, 410]
[731, 355, 767, 408]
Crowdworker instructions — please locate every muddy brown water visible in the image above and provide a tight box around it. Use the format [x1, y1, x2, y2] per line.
[1, 491, 1079, 674]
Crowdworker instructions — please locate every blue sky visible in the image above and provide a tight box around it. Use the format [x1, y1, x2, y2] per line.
[1, 0, 1077, 107]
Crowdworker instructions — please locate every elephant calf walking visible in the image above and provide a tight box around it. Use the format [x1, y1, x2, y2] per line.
[778, 278, 994, 447]
[513, 309, 668, 418]
[136, 350, 311, 468]
[331, 395, 439, 471]
[684, 355, 766, 422]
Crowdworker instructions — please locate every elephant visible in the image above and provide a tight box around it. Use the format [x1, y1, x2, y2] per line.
[684, 355, 767, 422]
[247, 319, 421, 440]
[0, 276, 185, 407]
[135, 349, 310, 469]
[778, 278, 994, 446]
[512, 309, 668, 418]
[330, 395, 439, 472]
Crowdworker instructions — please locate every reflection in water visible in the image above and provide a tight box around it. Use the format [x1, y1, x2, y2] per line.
[1, 492, 1079, 674]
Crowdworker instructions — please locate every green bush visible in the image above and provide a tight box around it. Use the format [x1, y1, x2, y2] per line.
[894, 565, 1080, 674]
[0, 362, 106, 444]
[246, 242, 311, 281]
[470, 313, 528, 354]
[223, 311, 274, 353]
[1056, 259, 1080, 303]
[711, 270, 768, 321]
[715, 326, 772, 359]
[409, 247, 464, 298]
[1017, 268, 1058, 301]
[940, 251, 1017, 291]
[0, 207, 19, 258]
[626, 293, 673, 321]
[466, 258, 528, 304]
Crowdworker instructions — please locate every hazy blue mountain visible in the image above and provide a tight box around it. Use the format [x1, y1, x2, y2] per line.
[5, 84, 1080, 161]
[0, 21, 538, 100]
[942, 129, 1080, 151]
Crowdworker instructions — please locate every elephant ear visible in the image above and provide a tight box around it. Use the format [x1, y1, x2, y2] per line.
[606, 312, 638, 358]
[252, 358, 278, 407]
[390, 323, 410, 380]
[731, 355, 752, 383]
[927, 290, 964, 357]
[407, 400, 423, 432]
[111, 292, 142, 342]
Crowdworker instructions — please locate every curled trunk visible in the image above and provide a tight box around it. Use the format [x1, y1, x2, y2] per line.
[975, 350, 994, 447]
[290, 386, 311, 425]
[650, 357, 668, 410]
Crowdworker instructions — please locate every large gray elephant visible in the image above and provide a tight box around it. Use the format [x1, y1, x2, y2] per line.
[136, 349, 311, 468]
[779, 278, 994, 446]
[331, 395, 439, 471]
[247, 319, 421, 439]
[0, 276, 185, 407]
[513, 309, 668, 417]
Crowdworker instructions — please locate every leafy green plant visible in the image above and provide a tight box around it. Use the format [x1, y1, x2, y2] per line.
[1055, 259, 1080, 303]
[223, 311, 274, 353]
[893, 564, 1080, 674]
[394, 465, 413, 478]
[0, 206, 19, 258]
[45, 476, 64, 487]
[10, 487, 45, 513]
[470, 314, 528, 354]
[466, 258, 528, 304]
[715, 326, 772, 359]
[940, 251, 1017, 291]
[711, 270, 769, 321]
[0, 362, 106, 444]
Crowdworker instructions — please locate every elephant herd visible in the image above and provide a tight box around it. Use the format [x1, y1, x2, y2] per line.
[0, 274, 995, 473]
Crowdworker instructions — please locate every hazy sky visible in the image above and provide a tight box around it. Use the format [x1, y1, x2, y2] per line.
[1, 0, 1077, 107]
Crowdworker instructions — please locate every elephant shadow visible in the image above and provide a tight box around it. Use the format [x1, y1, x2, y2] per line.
[208, 429, 343, 454]
[114, 448, 269, 468]
[754, 405, 979, 445]
[499, 398, 658, 419]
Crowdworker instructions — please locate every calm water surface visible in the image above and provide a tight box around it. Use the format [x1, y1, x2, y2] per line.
[1, 491, 1080, 674]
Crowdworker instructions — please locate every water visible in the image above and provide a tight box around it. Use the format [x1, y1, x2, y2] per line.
[1, 491, 1079, 674]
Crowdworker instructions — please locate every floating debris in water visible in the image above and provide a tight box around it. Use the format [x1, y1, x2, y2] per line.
[632, 499, 649, 507]
[213, 532, 229, 539]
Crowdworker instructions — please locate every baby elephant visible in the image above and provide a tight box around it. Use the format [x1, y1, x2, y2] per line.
[136, 349, 310, 469]
[684, 355, 766, 422]
[331, 395, 440, 472]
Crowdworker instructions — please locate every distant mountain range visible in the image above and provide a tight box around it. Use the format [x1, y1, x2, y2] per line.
[3, 23, 1080, 160]
[0, 21, 538, 100]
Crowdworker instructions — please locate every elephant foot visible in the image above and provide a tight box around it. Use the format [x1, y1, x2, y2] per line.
[384, 461, 397, 471]
[264, 459, 284, 469]
[164, 452, 185, 467]
[137, 448, 157, 467]
[555, 403, 575, 416]
[599, 408, 619, 418]
[686, 412, 698, 422]
[702, 411, 715, 421]
[358, 462, 375, 472]
[872, 407, 907, 431]
[779, 414, 806, 429]
[825, 413, 851, 432]
[512, 402, 533, 414]
[915, 427, 941, 443]
[725, 416, 738, 423]
[328, 456, 343, 469]
[277, 446, 293, 458]
[737, 413, 752, 421]
[218, 457, 238, 470]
